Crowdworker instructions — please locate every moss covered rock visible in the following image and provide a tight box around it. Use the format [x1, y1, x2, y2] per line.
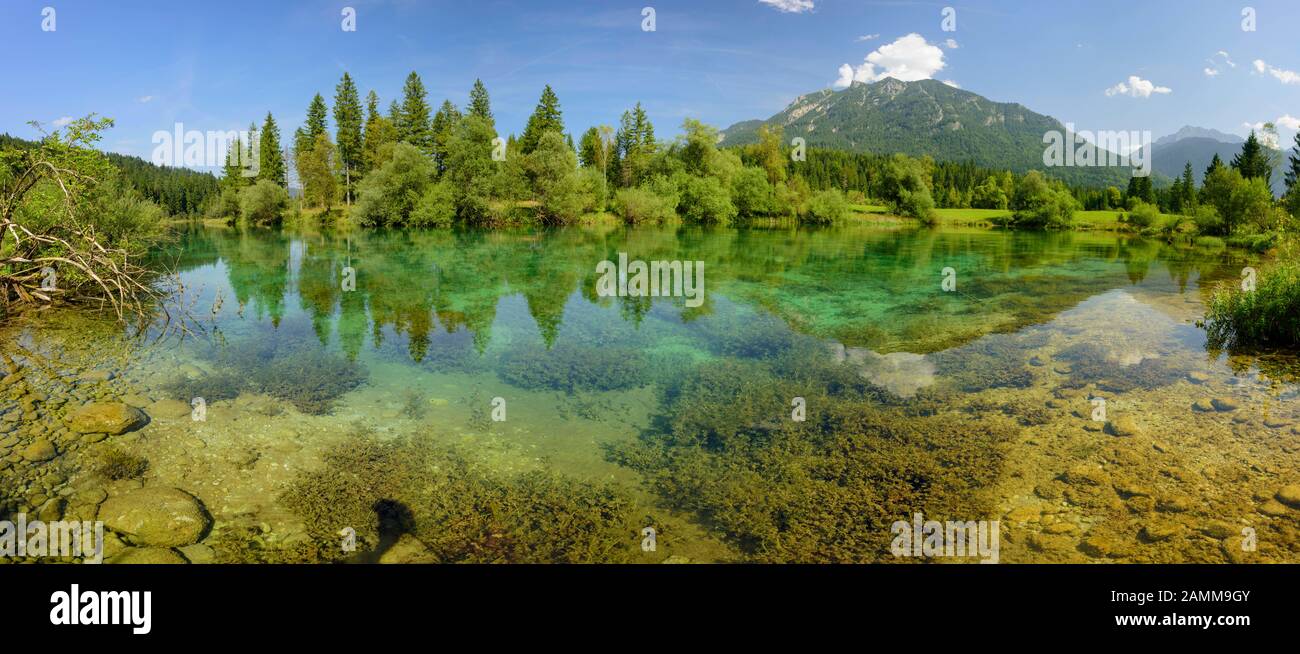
[67, 402, 148, 435]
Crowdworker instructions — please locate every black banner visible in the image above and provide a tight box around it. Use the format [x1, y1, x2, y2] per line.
[2, 564, 1290, 642]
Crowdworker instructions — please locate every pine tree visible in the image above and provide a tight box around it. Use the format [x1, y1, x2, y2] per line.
[1231, 130, 1272, 184]
[397, 71, 433, 154]
[468, 79, 493, 126]
[1180, 161, 1196, 210]
[430, 100, 463, 175]
[304, 94, 329, 144]
[258, 113, 286, 187]
[333, 72, 364, 202]
[223, 132, 250, 188]
[1204, 153, 1224, 180]
[519, 85, 564, 154]
[362, 91, 398, 171]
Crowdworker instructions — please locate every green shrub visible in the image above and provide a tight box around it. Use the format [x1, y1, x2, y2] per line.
[1192, 204, 1224, 236]
[527, 131, 586, 225]
[804, 188, 850, 225]
[1205, 256, 1300, 348]
[613, 187, 676, 224]
[409, 179, 456, 228]
[730, 166, 773, 219]
[1008, 171, 1076, 229]
[677, 175, 736, 224]
[1126, 200, 1159, 230]
[351, 142, 435, 227]
[880, 154, 938, 223]
[238, 180, 288, 225]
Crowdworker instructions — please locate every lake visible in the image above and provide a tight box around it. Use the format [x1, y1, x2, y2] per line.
[2, 221, 1297, 563]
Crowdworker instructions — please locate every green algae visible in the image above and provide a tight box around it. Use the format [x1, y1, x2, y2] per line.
[614, 354, 1019, 562]
[278, 432, 645, 563]
[86, 445, 149, 481]
[497, 343, 647, 392]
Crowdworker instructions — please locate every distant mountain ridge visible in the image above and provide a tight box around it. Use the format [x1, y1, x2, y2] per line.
[1146, 125, 1290, 195]
[1151, 125, 1243, 147]
[720, 78, 1133, 187]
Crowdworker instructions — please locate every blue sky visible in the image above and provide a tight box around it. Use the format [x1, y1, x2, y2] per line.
[2, 0, 1298, 166]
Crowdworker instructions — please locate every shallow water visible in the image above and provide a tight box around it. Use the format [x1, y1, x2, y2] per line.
[2, 222, 1298, 563]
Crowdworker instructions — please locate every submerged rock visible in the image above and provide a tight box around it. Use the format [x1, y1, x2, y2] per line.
[1275, 485, 1300, 509]
[148, 398, 192, 420]
[98, 487, 211, 547]
[1210, 397, 1239, 412]
[21, 439, 57, 462]
[67, 402, 148, 435]
[1105, 416, 1143, 437]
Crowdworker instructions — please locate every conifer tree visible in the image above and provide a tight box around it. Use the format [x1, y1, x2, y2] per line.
[520, 85, 564, 154]
[468, 78, 493, 126]
[258, 113, 286, 187]
[1231, 130, 1272, 184]
[431, 100, 463, 175]
[1204, 153, 1224, 180]
[362, 91, 398, 171]
[397, 71, 433, 154]
[334, 72, 364, 203]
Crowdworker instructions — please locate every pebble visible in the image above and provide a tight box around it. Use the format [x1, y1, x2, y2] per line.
[1275, 484, 1300, 509]
[1139, 522, 1179, 542]
[1258, 499, 1291, 517]
[1210, 397, 1239, 412]
[1105, 416, 1142, 437]
[20, 439, 57, 462]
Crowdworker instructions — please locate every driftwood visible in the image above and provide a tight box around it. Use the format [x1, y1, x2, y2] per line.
[0, 130, 175, 328]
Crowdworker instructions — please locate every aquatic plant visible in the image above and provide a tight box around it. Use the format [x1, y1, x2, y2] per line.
[159, 371, 245, 404]
[86, 446, 149, 481]
[279, 432, 642, 563]
[930, 335, 1038, 392]
[1054, 342, 1182, 392]
[497, 343, 647, 392]
[161, 334, 368, 415]
[1204, 256, 1300, 349]
[695, 312, 802, 360]
[618, 398, 1015, 562]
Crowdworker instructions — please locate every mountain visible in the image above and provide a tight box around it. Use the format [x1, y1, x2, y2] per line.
[1151, 125, 1242, 148]
[719, 78, 1133, 187]
[1147, 126, 1289, 195]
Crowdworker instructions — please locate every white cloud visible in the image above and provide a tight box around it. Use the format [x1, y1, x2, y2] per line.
[1241, 121, 1282, 148]
[941, 79, 960, 88]
[1104, 75, 1172, 98]
[1216, 50, 1236, 67]
[833, 33, 946, 88]
[759, 0, 814, 13]
[943, 38, 958, 49]
[137, 95, 154, 103]
[1276, 114, 1300, 131]
[1203, 67, 1219, 77]
[52, 116, 73, 127]
[1254, 59, 1300, 84]
[856, 33, 879, 42]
